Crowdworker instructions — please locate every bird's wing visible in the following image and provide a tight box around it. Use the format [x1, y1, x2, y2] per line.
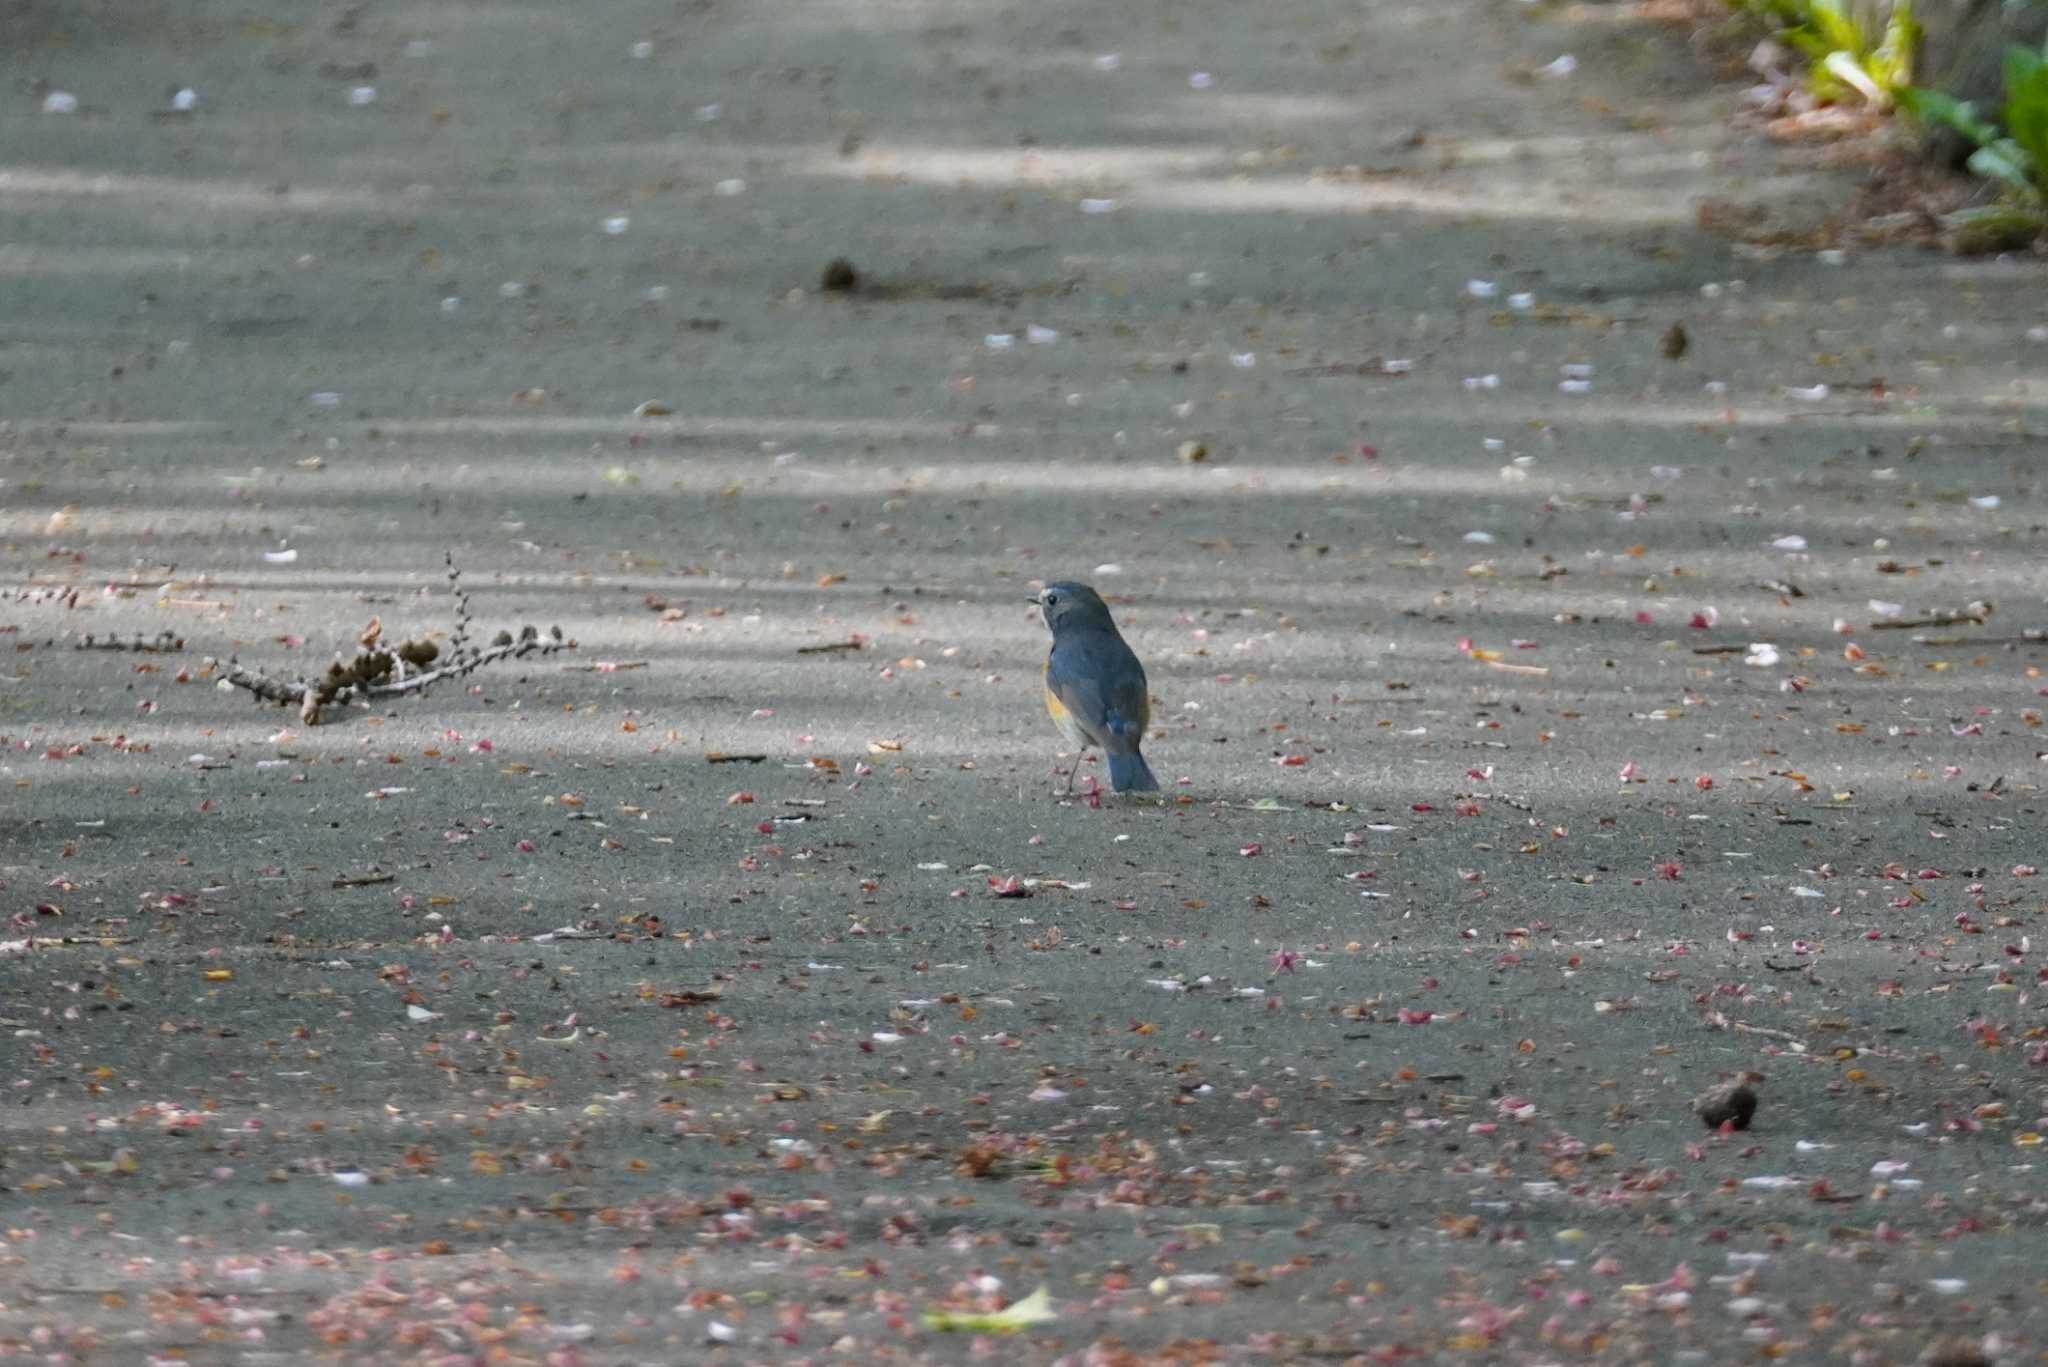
[1046, 632, 1148, 747]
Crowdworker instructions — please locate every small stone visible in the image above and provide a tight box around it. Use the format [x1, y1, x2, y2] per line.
[1694, 1079, 1757, 1131]
[1177, 440, 1207, 464]
[820, 258, 859, 293]
[1660, 322, 1688, 361]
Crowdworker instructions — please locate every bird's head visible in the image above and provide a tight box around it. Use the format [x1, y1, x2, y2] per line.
[1030, 581, 1115, 634]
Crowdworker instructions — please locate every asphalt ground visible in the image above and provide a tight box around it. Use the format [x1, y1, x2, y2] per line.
[4, 1, 2048, 1362]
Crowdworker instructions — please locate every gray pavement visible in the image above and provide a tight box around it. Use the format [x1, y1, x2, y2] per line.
[4, 1, 2048, 1362]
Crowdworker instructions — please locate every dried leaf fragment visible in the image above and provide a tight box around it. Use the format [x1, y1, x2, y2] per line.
[661, 985, 724, 1007]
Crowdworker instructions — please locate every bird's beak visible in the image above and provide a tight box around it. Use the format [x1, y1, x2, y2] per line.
[1025, 594, 1042, 604]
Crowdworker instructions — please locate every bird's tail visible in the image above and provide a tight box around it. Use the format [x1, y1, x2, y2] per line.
[1106, 749, 1160, 793]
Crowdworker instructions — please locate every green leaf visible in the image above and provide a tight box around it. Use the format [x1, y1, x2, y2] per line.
[1823, 49, 1885, 105]
[1965, 139, 2041, 194]
[2003, 45, 2048, 177]
[1780, 22, 1842, 64]
[1775, 1, 1921, 104]
[922, 1286, 1057, 1334]
[1899, 86, 2001, 147]
[1872, 0, 1919, 90]
[1804, 1, 1864, 53]
[2005, 40, 2046, 95]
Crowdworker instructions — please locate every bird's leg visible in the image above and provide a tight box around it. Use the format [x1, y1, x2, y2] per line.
[1063, 751, 1085, 795]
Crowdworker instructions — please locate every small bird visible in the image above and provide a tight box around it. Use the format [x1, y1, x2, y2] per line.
[1693, 1072, 1761, 1131]
[1031, 581, 1159, 794]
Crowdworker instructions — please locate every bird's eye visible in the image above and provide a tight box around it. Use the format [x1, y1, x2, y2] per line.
[1044, 592, 1059, 606]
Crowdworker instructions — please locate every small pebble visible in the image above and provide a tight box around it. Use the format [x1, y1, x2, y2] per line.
[820, 258, 859, 293]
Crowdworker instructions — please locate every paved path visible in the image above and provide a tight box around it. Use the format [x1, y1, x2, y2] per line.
[4, 1, 2047, 1361]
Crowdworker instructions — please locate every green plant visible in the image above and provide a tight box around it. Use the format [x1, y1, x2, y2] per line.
[1733, 0, 1922, 107]
[1901, 36, 2048, 199]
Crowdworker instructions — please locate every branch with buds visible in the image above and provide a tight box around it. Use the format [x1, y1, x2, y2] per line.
[75, 631, 186, 653]
[209, 556, 575, 724]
